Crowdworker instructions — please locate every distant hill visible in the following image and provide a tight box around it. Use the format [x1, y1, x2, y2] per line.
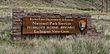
[0, 0, 110, 12]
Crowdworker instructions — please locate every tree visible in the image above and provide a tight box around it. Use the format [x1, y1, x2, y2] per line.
[101, 0, 104, 12]
[105, 0, 109, 13]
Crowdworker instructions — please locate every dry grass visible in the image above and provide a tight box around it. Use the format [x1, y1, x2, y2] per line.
[0, 37, 110, 54]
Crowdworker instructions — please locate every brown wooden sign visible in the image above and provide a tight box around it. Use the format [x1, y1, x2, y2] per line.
[22, 17, 87, 34]
[12, 9, 91, 40]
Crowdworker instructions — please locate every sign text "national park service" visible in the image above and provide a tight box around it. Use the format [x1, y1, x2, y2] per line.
[22, 17, 87, 34]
